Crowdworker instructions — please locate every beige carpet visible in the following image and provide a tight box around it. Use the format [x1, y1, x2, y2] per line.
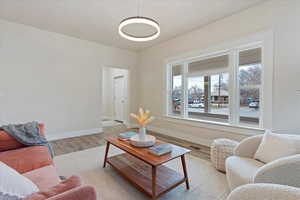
[54, 145, 229, 200]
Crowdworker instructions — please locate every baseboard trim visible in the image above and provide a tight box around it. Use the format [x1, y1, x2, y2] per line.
[146, 125, 212, 147]
[102, 120, 122, 127]
[47, 128, 103, 141]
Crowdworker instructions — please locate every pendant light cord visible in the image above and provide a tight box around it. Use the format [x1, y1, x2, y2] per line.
[137, 0, 141, 17]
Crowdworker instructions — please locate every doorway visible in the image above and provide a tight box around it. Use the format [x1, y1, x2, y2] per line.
[102, 66, 129, 127]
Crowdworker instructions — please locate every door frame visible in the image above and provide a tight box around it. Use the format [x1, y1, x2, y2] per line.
[101, 65, 130, 126]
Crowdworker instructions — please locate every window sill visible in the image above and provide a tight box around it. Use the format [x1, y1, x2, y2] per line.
[163, 115, 265, 136]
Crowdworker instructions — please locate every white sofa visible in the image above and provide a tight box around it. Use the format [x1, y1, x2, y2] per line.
[226, 184, 300, 200]
[226, 135, 300, 190]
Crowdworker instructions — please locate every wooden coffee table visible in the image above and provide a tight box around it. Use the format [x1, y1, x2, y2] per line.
[103, 136, 191, 199]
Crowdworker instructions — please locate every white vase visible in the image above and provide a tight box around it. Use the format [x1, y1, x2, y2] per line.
[139, 126, 146, 141]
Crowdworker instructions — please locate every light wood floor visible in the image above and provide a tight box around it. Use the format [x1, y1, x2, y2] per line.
[50, 124, 210, 161]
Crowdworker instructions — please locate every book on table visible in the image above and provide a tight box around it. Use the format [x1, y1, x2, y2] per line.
[118, 132, 137, 141]
[148, 144, 173, 156]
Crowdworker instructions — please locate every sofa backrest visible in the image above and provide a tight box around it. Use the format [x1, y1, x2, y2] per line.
[0, 124, 45, 151]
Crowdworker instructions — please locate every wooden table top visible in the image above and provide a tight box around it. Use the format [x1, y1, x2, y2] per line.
[105, 136, 191, 166]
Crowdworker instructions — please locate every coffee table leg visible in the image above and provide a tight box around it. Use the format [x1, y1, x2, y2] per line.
[103, 142, 110, 168]
[181, 155, 190, 190]
[152, 166, 157, 199]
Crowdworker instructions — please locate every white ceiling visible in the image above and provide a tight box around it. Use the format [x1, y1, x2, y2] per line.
[0, 0, 268, 51]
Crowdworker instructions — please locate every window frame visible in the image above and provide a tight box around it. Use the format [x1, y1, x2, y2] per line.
[236, 44, 264, 128]
[166, 43, 265, 129]
[185, 53, 230, 123]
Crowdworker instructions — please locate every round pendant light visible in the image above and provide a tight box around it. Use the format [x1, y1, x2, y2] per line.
[119, 16, 160, 42]
[118, 0, 160, 42]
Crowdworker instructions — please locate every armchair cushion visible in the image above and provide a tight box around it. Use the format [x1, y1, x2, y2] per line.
[25, 176, 81, 200]
[234, 135, 263, 158]
[254, 130, 300, 163]
[226, 156, 264, 190]
[226, 184, 300, 200]
[254, 154, 300, 188]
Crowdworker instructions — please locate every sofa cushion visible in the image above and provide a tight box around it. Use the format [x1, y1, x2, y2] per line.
[23, 165, 61, 191]
[0, 124, 45, 151]
[0, 146, 53, 174]
[0, 161, 39, 199]
[254, 130, 300, 163]
[24, 176, 81, 200]
[226, 156, 264, 190]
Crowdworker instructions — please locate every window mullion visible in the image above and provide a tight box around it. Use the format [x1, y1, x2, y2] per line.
[229, 50, 239, 125]
[182, 62, 188, 119]
[234, 50, 240, 125]
[259, 45, 264, 129]
[167, 64, 172, 116]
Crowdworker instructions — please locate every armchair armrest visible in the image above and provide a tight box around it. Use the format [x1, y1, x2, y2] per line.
[48, 186, 97, 200]
[254, 154, 300, 188]
[226, 183, 300, 200]
[233, 135, 263, 158]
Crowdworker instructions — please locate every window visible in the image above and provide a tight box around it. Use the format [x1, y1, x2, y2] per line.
[187, 55, 230, 123]
[239, 48, 262, 127]
[170, 64, 182, 116]
[167, 45, 263, 128]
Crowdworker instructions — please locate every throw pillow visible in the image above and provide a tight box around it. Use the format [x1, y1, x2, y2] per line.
[254, 130, 300, 163]
[0, 161, 38, 199]
[25, 176, 81, 200]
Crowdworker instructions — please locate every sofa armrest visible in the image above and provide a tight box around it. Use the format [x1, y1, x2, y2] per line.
[47, 186, 97, 200]
[226, 183, 300, 200]
[233, 135, 263, 158]
[0, 146, 53, 173]
[254, 154, 300, 188]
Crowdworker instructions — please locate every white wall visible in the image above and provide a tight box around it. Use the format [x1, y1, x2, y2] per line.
[138, 0, 300, 146]
[102, 67, 114, 120]
[102, 67, 128, 121]
[0, 19, 138, 140]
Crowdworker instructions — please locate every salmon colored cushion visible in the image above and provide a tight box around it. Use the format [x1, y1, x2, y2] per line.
[0, 146, 53, 174]
[0, 124, 45, 151]
[23, 166, 60, 190]
[24, 176, 81, 200]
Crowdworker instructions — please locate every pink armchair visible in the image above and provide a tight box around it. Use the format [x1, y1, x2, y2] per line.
[47, 186, 97, 200]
